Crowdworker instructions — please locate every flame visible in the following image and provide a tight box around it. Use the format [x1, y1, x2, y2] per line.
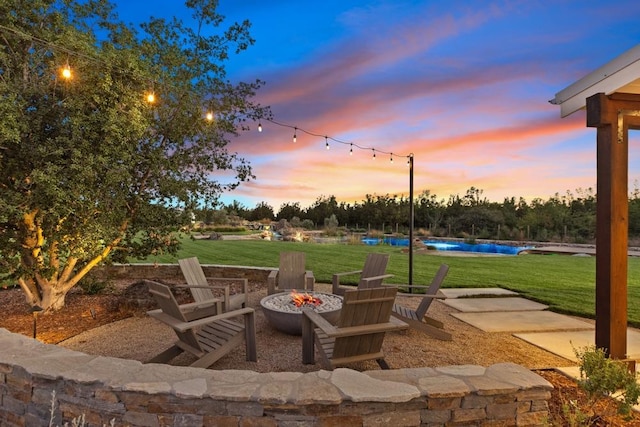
[290, 290, 322, 307]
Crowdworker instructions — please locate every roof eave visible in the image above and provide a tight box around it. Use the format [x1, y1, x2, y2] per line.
[550, 44, 640, 118]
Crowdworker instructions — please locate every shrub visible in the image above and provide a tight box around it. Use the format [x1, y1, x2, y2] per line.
[574, 345, 640, 419]
[78, 278, 110, 295]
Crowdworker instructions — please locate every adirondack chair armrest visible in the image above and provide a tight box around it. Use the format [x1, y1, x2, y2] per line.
[214, 307, 255, 322]
[174, 284, 231, 292]
[332, 270, 363, 295]
[359, 273, 394, 284]
[301, 307, 338, 335]
[178, 299, 223, 311]
[324, 320, 409, 338]
[267, 269, 278, 294]
[148, 307, 255, 333]
[147, 295, 224, 318]
[332, 269, 363, 279]
[304, 270, 315, 291]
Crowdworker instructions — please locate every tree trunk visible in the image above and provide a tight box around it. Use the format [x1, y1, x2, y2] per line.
[19, 277, 69, 313]
[39, 282, 68, 312]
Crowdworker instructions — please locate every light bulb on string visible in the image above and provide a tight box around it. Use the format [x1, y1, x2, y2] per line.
[293, 127, 297, 143]
[390, 153, 393, 163]
[258, 122, 263, 132]
[61, 63, 72, 80]
[349, 144, 353, 156]
[325, 136, 329, 150]
[372, 149, 376, 160]
[146, 91, 156, 104]
[205, 111, 214, 122]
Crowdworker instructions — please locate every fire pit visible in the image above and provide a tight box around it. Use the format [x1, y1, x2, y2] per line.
[260, 291, 343, 335]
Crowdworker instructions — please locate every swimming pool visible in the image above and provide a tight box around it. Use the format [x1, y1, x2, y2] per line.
[362, 237, 530, 255]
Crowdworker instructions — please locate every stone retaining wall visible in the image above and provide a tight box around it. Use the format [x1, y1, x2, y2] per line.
[90, 263, 272, 283]
[2, 264, 553, 425]
[0, 329, 552, 426]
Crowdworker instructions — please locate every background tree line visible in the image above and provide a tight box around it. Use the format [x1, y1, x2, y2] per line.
[196, 186, 640, 244]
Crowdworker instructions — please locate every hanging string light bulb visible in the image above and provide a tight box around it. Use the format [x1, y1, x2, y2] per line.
[61, 63, 72, 80]
[146, 91, 156, 104]
[253, 117, 411, 166]
[205, 111, 214, 121]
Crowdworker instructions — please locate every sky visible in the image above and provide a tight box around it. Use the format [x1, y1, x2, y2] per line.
[112, 0, 640, 211]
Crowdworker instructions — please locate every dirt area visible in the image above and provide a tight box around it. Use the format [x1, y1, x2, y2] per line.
[2, 280, 640, 426]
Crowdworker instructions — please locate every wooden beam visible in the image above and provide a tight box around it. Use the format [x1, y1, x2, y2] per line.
[587, 93, 631, 359]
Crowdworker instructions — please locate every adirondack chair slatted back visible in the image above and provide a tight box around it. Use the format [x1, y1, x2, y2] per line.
[358, 253, 389, 287]
[179, 257, 212, 302]
[147, 281, 203, 353]
[415, 264, 449, 318]
[279, 252, 306, 289]
[332, 287, 397, 360]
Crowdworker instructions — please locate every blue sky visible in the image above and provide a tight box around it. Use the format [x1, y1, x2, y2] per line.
[113, 0, 640, 210]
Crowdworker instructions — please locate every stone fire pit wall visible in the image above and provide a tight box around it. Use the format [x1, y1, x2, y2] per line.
[0, 329, 552, 426]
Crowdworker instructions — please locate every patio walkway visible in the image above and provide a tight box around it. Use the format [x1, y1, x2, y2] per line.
[440, 287, 640, 411]
[440, 287, 640, 363]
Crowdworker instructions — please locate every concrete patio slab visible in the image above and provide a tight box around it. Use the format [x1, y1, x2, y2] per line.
[451, 311, 595, 333]
[439, 288, 518, 299]
[515, 329, 640, 363]
[443, 297, 548, 312]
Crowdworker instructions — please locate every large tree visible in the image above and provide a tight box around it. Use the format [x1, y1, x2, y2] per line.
[0, 0, 268, 311]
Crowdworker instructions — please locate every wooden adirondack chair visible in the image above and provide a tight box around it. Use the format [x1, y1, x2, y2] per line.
[145, 280, 257, 368]
[391, 264, 452, 341]
[301, 287, 408, 370]
[267, 251, 315, 295]
[179, 257, 248, 312]
[332, 253, 394, 295]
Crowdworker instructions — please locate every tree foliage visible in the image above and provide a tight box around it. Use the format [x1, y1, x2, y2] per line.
[0, 0, 268, 311]
[234, 185, 624, 243]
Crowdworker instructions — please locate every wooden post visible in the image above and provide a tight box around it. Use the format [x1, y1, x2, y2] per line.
[586, 93, 640, 359]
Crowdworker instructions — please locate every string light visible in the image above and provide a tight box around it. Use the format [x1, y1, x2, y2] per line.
[0, 21, 410, 151]
[61, 63, 71, 80]
[293, 127, 297, 143]
[257, 117, 411, 162]
[390, 153, 393, 163]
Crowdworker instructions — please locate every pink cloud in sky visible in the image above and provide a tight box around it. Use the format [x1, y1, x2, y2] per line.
[212, 1, 640, 211]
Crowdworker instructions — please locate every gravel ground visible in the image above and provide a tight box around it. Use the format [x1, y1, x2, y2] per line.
[59, 282, 575, 373]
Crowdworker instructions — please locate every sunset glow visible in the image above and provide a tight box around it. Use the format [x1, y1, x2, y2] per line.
[114, 0, 640, 210]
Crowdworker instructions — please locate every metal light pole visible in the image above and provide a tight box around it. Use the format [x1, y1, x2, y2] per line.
[408, 154, 414, 292]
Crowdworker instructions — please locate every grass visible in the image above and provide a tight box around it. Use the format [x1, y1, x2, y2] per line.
[138, 237, 640, 327]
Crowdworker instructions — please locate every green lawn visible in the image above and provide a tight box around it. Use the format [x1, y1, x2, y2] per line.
[139, 237, 640, 327]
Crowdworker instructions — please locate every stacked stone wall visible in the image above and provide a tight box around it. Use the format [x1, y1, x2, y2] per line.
[0, 330, 552, 426]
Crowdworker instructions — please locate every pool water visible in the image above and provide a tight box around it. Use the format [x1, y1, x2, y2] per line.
[362, 237, 530, 255]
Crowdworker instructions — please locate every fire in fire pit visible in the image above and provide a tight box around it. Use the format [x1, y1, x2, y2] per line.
[260, 291, 343, 335]
[290, 290, 322, 308]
